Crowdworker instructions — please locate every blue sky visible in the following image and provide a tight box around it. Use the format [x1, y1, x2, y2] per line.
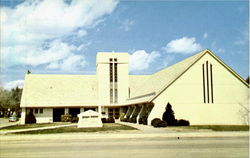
[0, 0, 249, 89]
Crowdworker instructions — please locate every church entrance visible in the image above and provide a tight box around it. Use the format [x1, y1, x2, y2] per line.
[108, 108, 120, 119]
[69, 108, 80, 117]
[53, 108, 64, 122]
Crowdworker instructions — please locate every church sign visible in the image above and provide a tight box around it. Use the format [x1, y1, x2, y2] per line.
[77, 110, 103, 128]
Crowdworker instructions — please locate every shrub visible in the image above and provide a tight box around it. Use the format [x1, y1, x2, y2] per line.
[157, 120, 167, 127]
[151, 118, 167, 128]
[106, 117, 115, 123]
[120, 113, 125, 121]
[101, 118, 107, 123]
[138, 118, 143, 124]
[139, 117, 148, 125]
[129, 117, 136, 123]
[151, 118, 161, 127]
[25, 110, 36, 124]
[61, 114, 72, 122]
[71, 117, 79, 123]
[122, 118, 128, 122]
[178, 119, 190, 126]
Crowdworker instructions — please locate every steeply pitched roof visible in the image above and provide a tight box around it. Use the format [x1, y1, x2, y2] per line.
[21, 74, 97, 107]
[127, 50, 206, 103]
[129, 75, 150, 94]
[127, 49, 249, 104]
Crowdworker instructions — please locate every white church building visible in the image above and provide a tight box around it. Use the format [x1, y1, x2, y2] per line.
[20, 49, 249, 125]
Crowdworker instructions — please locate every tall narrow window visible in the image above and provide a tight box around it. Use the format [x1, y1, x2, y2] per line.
[110, 89, 113, 103]
[202, 61, 214, 104]
[109, 63, 113, 82]
[206, 61, 210, 103]
[110, 59, 114, 104]
[202, 64, 206, 103]
[114, 89, 118, 103]
[210, 64, 214, 103]
[114, 63, 117, 82]
[114, 63, 118, 103]
[109, 58, 118, 104]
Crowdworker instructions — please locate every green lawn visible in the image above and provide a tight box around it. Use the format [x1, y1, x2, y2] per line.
[167, 125, 249, 131]
[12, 123, 137, 134]
[0, 122, 71, 130]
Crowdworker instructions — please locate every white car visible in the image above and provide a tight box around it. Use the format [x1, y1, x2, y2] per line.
[9, 115, 19, 122]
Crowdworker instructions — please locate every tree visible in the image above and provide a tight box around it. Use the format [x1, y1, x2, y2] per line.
[0, 88, 10, 116]
[0, 87, 22, 117]
[9, 87, 22, 111]
[162, 103, 177, 126]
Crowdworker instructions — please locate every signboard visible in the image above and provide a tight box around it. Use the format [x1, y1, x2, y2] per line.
[77, 110, 103, 128]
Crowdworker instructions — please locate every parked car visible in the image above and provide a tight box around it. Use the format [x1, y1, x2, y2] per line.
[9, 114, 19, 122]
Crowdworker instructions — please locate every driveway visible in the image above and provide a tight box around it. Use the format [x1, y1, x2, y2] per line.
[0, 118, 19, 128]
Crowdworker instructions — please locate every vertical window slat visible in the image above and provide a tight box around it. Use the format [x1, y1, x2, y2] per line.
[210, 64, 214, 103]
[206, 61, 210, 103]
[202, 64, 206, 103]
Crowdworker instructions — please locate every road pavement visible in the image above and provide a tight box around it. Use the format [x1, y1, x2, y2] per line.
[0, 133, 248, 158]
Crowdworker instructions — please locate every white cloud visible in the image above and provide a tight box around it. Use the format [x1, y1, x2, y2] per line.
[120, 19, 134, 31]
[129, 50, 160, 72]
[163, 37, 202, 54]
[203, 33, 208, 39]
[4, 80, 24, 90]
[61, 54, 87, 71]
[1, 0, 118, 70]
[20, 39, 75, 66]
[77, 30, 87, 37]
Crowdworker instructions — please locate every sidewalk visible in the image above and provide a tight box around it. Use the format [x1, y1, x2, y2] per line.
[118, 121, 169, 133]
[1, 130, 248, 142]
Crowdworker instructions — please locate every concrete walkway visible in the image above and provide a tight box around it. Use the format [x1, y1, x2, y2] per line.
[118, 121, 175, 133]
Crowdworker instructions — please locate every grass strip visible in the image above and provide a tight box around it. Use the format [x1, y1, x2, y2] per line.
[180, 125, 249, 131]
[0, 122, 71, 130]
[12, 123, 137, 134]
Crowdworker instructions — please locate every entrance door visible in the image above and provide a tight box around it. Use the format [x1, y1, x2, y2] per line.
[69, 108, 80, 117]
[53, 108, 65, 122]
[108, 108, 120, 119]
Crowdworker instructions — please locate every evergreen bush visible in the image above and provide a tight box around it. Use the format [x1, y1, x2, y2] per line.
[162, 103, 178, 126]
[25, 110, 36, 124]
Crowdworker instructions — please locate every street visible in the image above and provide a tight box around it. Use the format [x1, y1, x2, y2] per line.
[0, 135, 248, 158]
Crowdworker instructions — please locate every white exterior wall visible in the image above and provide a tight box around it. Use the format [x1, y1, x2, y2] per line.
[96, 53, 128, 106]
[117, 63, 129, 104]
[27, 108, 53, 123]
[97, 63, 110, 105]
[149, 53, 249, 125]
